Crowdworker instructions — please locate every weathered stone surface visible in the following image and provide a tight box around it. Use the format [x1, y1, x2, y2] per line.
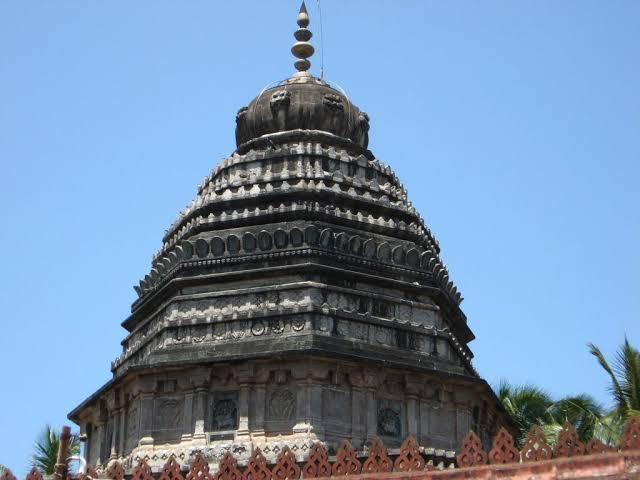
[68, 4, 507, 472]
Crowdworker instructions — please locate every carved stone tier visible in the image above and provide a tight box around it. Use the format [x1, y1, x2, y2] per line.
[72, 358, 500, 470]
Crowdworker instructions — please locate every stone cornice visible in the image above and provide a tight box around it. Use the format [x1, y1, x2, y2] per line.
[135, 226, 464, 328]
[127, 251, 471, 344]
[161, 142, 440, 255]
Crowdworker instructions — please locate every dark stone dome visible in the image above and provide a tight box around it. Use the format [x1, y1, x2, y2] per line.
[235, 76, 370, 150]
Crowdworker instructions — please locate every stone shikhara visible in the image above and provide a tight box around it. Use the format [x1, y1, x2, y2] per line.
[68, 2, 510, 472]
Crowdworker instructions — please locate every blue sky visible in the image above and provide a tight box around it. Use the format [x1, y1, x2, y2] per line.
[1, 0, 638, 474]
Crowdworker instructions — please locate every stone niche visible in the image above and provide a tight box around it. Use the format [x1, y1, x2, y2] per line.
[77, 357, 498, 469]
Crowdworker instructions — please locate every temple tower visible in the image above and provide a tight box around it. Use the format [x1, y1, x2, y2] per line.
[70, 3, 507, 470]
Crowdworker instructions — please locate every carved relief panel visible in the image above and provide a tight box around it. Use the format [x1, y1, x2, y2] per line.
[377, 400, 402, 439]
[153, 397, 183, 441]
[210, 392, 239, 432]
[266, 387, 296, 433]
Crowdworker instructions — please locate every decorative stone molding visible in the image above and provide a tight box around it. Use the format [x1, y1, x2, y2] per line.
[24, 469, 42, 480]
[155, 143, 443, 270]
[214, 452, 242, 480]
[159, 457, 184, 480]
[114, 280, 476, 377]
[243, 448, 271, 480]
[554, 422, 585, 458]
[361, 438, 392, 473]
[301, 444, 331, 479]
[139, 222, 459, 308]
[521, 425, 552, 462]
[488, 427, 519, 464]
[130, 459, 153, 480]
[456, 431, 487, 468]
[393, 437, 425, 472]
[620, 417, 640, 451]
[106, 461, 125, 480]
[61, 418, 640, 480]
[1, 470, 16, 480]
[331, 441, 361, 476]
[271, 447, 300, 480]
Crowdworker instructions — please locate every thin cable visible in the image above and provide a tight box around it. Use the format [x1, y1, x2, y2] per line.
[315, 0, 325, 79]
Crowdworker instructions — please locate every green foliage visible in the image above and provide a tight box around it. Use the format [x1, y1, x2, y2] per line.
[498, 338, 640, 449]
[31, 425, 80, 475]
[589, 337, 640, 415]
[497, 381, 553, 446]
[586, 337, 640, 444]
[497, 381, 603, 447]
[547, 394, 604, 442]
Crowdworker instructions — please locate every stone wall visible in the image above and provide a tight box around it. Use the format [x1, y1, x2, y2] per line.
[74, 358, 500, 470]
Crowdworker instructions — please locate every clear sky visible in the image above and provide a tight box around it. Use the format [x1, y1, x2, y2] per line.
[0, 0, 638, 474]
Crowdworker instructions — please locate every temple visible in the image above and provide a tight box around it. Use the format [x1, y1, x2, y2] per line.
[69, 2, 508, 470]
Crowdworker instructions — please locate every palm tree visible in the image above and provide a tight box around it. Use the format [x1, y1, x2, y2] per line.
[589, 337, 640, 418]
[497, 381, 604, 446]
[586, 337, 640, 445]
[497, 381, 554, 447]
[31, 425, 80, 475]
[545, 394, 604, 443]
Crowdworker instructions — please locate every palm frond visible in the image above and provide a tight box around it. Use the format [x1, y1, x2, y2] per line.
[549, 395, 603, 442]
[31, 425, 80, 475]
[495, 381, 554, 447]
[592, 412, 627, 446]
[618, 337, 640, 411]
[589, 342, 628, 410]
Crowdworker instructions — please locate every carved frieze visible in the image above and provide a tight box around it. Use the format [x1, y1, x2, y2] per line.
[377, 401, 402, 438]
[268, 389, 295, 421]
[154, 397, 183, 438]
[114, 287, 466, 376]
[210, 393, 239, 432]
[142, 206, 458, 308]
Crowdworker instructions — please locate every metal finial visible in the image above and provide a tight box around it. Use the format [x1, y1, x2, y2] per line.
[291, 1, 314, 75]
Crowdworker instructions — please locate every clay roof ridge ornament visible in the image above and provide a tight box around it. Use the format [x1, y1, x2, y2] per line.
[291, 1, 314, 77]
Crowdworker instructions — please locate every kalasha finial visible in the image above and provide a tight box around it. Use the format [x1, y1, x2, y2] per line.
[291, 1, 314, 76]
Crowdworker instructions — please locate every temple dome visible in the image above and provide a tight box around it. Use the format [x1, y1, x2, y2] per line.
[235, 76, 370, 149]
[234, 0, 370, 150]
[69, 3, 510, 467]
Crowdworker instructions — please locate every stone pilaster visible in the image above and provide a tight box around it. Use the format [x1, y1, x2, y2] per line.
[192, 368, 210, 442]
[181, 390, 194, 442]
[93, 422, 103, 467]
[363, 370, 379, 442]
[349, 372, 366, 446]
[236, 385, 251, 439]
[251, 368, 269, 440]
[405, 377, 422, 438]
[290, 366, 310, 436]
[454, 389, 473, 445]
[234, 364, 254, 441]
[116, 404, 126, 457]
[307, 364, 327, 438]
[138, 377, 156, 448]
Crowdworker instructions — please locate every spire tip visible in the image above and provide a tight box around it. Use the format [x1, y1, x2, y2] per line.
[291, 0, 314, 75]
